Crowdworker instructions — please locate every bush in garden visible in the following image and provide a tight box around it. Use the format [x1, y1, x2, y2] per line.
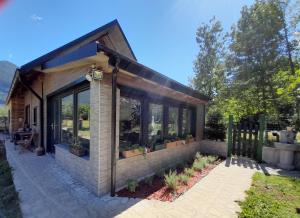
[205, 110, 226, 141]
[126, 179, 138, 193]
[164, 170, 178, 191]
[178, 173, 189, 185]
[184, 168, 195, 177]
[192, 160, 206, 171]
[206, 155, 217, 164]
[195, 152, 202, 161]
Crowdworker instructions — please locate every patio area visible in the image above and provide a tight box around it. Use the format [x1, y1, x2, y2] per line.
[3, 133, 297, 218]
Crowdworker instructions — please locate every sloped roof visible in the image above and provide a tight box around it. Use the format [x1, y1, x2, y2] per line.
[20, 19, 136, 72]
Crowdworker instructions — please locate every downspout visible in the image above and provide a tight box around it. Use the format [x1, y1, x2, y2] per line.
[110, 56, 120, 197]
[18, 71, 45, 156]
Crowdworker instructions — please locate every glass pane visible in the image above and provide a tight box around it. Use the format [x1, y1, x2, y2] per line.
[119, 97, 141, 150]
[77, 90, 90, 151]
[61, 94, 73, 145]
[168, 106, 179, 137]
[182, 108, 191, 136]
[148, 103, 163, 145]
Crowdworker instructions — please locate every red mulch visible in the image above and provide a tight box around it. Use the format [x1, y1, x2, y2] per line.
[116, 160, 222, 202]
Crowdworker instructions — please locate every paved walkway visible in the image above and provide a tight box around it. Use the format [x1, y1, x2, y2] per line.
[3, 135, 299, 218]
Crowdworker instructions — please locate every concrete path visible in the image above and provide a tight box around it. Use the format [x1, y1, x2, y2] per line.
[3, 135, 298, 218]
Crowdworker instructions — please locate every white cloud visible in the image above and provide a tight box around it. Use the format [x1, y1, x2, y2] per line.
[8, 53, 13, 59]
[30, 14, 43, 22]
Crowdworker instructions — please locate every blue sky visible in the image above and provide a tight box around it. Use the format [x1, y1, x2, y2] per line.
[0, 0, 253, 85]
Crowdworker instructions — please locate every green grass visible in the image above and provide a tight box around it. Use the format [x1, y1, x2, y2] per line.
[0, 159, 22, 218]
[239, 172, 300, 218]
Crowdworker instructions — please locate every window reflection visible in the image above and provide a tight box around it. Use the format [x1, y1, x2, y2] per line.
[119, 97, 141, 149]
[61, 94, 74, 145]
[168, 106, 179, 137]
[148, 103, 163, 145]
[182, 108, 192, 136]
[78, 90, 90, 151]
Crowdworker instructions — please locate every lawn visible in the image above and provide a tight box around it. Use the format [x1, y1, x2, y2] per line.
[239, 172, 300, 218]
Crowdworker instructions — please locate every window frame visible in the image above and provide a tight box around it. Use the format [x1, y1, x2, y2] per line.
[53, 83, 90, 150]
[25, 105, 30, 126]
[119, 85, 197, 148]
[33, 106, 38, 126]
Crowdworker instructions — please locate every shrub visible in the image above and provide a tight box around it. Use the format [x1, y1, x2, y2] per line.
[192, 159, 206, 171]
[195, 152, 202, 160]
[205, 111, 226, 141]
[206, 155, 217, 164]
[178, 173, 189, 185]
[144, 176, 154, 187]
[184, 168, 194, 177]
[126, 179, 138, 193]
[164, 170, 178, 191]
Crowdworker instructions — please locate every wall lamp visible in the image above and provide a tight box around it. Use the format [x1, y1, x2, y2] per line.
[85, 64, 103, 82]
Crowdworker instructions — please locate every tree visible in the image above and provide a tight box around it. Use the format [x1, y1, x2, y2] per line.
[228, 0, 286, 113]
[191, 17, 227, 100]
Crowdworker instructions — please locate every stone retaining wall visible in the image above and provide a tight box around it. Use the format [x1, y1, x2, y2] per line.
[116, 141, 201, 190]
[199, 140, 227, 157]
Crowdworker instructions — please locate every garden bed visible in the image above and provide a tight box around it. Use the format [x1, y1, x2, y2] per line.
[0, 141, 22, 218]
[116, 153, 222, 202]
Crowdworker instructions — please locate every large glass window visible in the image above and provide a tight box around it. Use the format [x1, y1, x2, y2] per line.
[119, 97, 141, 149]
[168, 106, 179, 137]
[182, 108, 192, 136]
[148, 103, 163, 145]
[77, 90, 90, 151]
[61, 94, 74, 145]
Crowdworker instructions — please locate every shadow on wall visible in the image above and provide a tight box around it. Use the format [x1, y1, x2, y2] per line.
[199, 140, 227, 158]
[225, 156, 300, 178]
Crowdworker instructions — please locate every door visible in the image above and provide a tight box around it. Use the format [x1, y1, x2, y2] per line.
[47, 97, 59, 153]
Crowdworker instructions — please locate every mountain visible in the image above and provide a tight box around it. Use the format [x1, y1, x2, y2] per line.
[0, 61, 17, 105]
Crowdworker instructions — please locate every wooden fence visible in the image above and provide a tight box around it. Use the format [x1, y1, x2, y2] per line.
[227, 114, 266, 162]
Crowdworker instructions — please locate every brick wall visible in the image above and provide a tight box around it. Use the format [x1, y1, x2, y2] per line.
[116, 142, 201, 190]
[199, 140, 227, 158]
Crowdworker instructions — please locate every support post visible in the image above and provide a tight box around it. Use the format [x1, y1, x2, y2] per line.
[110, 57, 119, 197]
[257, 114, 265, 162]
[227, 115, 233, 157]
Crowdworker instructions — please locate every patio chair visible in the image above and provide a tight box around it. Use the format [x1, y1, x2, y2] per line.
[17, 131, 36, 153]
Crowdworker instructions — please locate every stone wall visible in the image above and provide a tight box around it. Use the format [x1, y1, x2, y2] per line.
[199, 140, 227, 158]
[116, 141, 201, 190]
[55, 144, 98, 193]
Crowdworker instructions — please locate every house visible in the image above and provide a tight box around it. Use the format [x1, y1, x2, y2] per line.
[6, 20, 209, 196]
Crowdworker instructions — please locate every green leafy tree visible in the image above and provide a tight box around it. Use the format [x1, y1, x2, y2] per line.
[191, 17, 227, 100]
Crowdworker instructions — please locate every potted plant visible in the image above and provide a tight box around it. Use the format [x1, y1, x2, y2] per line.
[185, 134, 195, 144]
[176, 136, 186, 146]
[121, 144, 144, 158]
[69, 140, 86, 157]
[165, 139, 177, 148]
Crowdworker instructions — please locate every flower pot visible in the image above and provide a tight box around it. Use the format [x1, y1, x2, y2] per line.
[186, 138, 195, 144]
[70, 147, 86, 157]
[166, 141, 177, 148]
[176, 140, 186, 146]
[121, 148, 143, 158]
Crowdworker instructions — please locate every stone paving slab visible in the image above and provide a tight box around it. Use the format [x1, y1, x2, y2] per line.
[3, 134, 298, 218]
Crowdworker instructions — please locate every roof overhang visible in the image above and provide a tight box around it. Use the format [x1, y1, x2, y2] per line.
[36, 42, 209, 103]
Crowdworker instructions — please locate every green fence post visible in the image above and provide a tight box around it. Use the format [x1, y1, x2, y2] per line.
[257, 114, 266, 162]
[227, 115, 233, 157]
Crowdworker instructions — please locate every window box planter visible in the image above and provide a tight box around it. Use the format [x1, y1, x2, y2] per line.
[154, 144, 166, 151]
[69, 147, 86, 157]
[176, 140, 186, 146]
[165, 141, 177, 148]
[186, 138, 195, 144]
[121, 148, 144, 158]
